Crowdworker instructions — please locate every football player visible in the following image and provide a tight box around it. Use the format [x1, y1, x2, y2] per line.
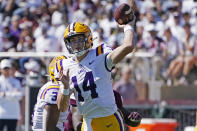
[32, 56, 70, 131]
[56, 20, 136, 131]
[64, 90, 141, 131]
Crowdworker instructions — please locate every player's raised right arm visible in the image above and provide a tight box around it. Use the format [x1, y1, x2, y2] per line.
[108, 23, 136, 64]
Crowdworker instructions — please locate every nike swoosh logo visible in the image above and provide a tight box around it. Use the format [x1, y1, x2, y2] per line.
[89, 60, 94, 65]
[106, 123, 112, 128]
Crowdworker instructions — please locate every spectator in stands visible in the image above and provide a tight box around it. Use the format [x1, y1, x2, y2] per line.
[113, 66, 138, 105]
[10, 15, 21, 48]
[0, 59, 23, 131]
[145, 24, 166, 55]
[1, 22, 16, 51]
[35, 23, 60, 52]
[9, 60, 25, 130]
[167, 24, 197, 79]
[162, 27, 183, 78]
[182, 12, 191, 25]
[163, 27, 183, 59]
[182, 23, 197, 75]
[169, 12, 185, 43]
[24, 59, 42, 87]
[144, 23, 166, 80]
[136, 21, 145, 50]
[17, 26, 35, 52]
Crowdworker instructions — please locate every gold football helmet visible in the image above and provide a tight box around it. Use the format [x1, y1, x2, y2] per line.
[49, 55, 67, 82]
[64, 22, 93, 56]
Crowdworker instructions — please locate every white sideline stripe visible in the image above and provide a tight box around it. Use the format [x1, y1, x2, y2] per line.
[141, 118, 177, 124]
[0, 52, 154, 58]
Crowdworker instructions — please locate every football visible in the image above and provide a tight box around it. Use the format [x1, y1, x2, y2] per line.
[114, 3, 134, 25]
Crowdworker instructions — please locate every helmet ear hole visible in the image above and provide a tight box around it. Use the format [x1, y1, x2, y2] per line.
[85, 43, 89, 49]
[88, 35, 93, 44]
[86, 35, 93, 49]
[87, 33, 93, 47]
[85, 42, 91, 49]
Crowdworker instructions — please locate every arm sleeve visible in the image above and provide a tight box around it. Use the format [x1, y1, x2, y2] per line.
[102, 44, 115, 71]
[113, 90, 123, 109]
[105, 54, 115, 72]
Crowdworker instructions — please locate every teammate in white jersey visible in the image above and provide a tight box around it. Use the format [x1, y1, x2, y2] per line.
[56, 19, 136, 131]
[32, 56, 70, 131]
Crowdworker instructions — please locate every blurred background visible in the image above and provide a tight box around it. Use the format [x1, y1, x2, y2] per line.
[0, 0, 197, 131]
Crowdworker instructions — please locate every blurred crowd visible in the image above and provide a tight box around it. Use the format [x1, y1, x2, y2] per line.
[0, 0, 197, 85]
[0, 0, 197, 102]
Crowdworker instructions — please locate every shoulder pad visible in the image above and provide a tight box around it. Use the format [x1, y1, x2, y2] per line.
[40, 85, 60, 100]
[96, 43, 104, 56]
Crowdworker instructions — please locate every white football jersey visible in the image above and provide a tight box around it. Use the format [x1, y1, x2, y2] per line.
[55, 43, 117, 118]
[32, 81, 69, 131]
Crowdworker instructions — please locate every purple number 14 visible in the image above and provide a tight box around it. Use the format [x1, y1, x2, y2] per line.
[72, 71, 98, 102]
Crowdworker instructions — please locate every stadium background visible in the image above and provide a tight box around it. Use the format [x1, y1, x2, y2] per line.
[0, 0, 197, 131]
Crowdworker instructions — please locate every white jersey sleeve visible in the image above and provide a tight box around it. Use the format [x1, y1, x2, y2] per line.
[95, 43, 113, 55]
[95, 43, 115, 71]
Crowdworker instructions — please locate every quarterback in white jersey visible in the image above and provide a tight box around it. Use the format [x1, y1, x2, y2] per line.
[56, 20, 136, 131]
[32, 56, 70, 131]
[57, 43, 117, 118]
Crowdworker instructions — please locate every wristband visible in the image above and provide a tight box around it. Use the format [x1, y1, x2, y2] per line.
[124, 25, 133, 33]
[60, 88, 69, 96]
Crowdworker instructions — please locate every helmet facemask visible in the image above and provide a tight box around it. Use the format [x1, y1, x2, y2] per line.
[64, 22, 93, 57]
[65, 33, 92, 57]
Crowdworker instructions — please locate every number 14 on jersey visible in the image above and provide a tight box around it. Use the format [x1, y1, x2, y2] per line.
[71, 71, 98, 102]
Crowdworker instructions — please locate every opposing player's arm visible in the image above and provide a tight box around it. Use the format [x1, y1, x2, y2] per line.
[114, 90, 141, 127]
[119, 107, 141, 127]
[71, 105, 83, 131]
[108, 24, 135, 64]
[45, 104, 60, 131]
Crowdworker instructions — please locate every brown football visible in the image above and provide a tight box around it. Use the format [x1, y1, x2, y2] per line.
[114, 3, 134, 25]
